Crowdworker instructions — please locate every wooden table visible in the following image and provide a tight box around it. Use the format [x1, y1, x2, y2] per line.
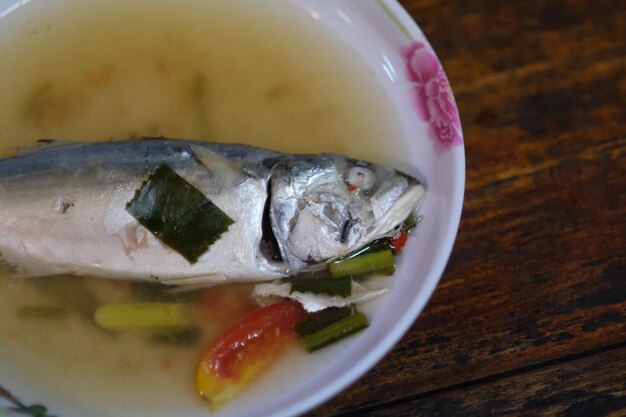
[308, 0, 626, 415]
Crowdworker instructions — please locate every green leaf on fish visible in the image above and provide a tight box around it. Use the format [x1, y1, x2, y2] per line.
[126, 164, 234, 263]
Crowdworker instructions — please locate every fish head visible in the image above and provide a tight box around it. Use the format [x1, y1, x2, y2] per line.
[269, 154, 425, 269]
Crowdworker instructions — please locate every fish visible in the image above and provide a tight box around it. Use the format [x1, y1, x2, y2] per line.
[0, 138, 425, 284]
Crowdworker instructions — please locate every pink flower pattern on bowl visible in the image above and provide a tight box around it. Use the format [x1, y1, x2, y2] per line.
[403, 42, 462, 152]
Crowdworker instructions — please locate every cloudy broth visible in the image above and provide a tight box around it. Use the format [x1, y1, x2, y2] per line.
[0, 0, 405, 415]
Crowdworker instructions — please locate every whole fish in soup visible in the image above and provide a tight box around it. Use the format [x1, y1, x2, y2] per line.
[0, 138, 425, 284]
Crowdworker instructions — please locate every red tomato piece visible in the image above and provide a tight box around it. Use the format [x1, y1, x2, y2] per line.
[196, 300, 309, 407]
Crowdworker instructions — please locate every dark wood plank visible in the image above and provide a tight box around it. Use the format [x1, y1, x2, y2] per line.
[354, 345, 626, 417]
[307, 0, 625, 415]
[404, 0, 625, 95]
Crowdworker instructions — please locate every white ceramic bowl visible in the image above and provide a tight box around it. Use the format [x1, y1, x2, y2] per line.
[275, 2, 465, 416]
[0, 1, 464, 416]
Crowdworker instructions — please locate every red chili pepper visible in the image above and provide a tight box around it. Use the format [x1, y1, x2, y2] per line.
[391, 231, 409, 253]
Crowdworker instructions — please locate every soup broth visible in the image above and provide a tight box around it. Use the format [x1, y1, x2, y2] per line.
[0, 0, 406, 415]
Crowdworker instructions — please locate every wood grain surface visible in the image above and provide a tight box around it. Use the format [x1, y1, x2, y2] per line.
[307, 0, 625, 415]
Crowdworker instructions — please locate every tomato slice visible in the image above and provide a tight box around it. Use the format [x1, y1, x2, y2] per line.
[196, 300, 308, 407]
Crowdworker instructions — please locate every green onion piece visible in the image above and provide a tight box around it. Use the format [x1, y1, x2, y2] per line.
[401, 213, 421, 233]
[330, 249, 395, 278]
[129, 282, 179, 302]
[148, 327, 202, 347]
[290, 276, 352, 297]
[295, 307, 354, 337]
[17, 404, 52, 417]
[33, 276, 100, 322]
[17, 306, 67, 319]
[300, 311, 369, 352]
[342, 238, 392, 260]
[129, 282, 205, 303]
[126, 165, 234, 264]
[94, 303, 195, 330]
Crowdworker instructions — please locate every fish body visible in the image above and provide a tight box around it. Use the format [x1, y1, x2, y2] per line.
[0, 139, 425, 284]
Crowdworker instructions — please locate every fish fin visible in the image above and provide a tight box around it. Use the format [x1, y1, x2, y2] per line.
[165, 283, 218, 293]
[189, 144, 249, 189]
[16, 139, 79, 155]
[0, 249, 69, 278]
[161, 273, 228, 286]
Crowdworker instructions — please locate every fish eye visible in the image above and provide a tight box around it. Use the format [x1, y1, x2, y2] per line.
[348, 166, 375, 190]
